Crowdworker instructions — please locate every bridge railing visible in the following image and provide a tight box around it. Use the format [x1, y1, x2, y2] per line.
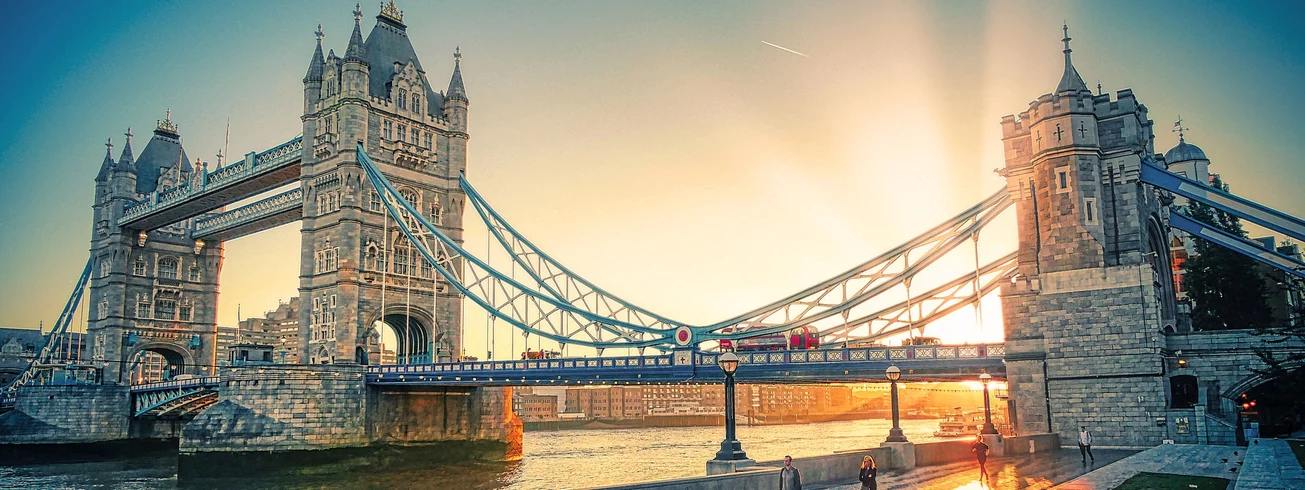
[369, 354, 675, 376]
[193, 187, 304, 236]
[129, 375, 220, 393]
[697, 343, 1006, 367]
[120, 136, 303, 224]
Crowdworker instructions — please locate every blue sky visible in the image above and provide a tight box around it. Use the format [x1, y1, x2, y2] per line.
[2, 1, 1303, 356]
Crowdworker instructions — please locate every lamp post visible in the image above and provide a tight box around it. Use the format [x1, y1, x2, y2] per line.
[886, 365, 907, 442]
[979, 372, 998, 434]
[714, 352, 748, 461]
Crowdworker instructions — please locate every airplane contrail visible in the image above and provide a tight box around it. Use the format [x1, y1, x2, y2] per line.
[761, 40, 810, 58]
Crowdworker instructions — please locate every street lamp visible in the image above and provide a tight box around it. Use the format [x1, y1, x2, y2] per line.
[979, 372, 998, 434]
[885, 365, 907, 442]
[714, 352, 748, 461]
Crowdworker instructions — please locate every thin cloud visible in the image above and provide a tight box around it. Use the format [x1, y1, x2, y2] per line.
[761, 40, 810, 58]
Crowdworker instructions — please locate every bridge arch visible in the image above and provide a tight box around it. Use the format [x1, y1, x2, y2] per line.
[1145, 214, 1178, 328]
[362, 306, 440, 365]
[125, 342, 196, 384]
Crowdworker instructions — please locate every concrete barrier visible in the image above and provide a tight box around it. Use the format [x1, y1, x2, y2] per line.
[1003, 433, 1059, 455]
[914, 439, 974, 467]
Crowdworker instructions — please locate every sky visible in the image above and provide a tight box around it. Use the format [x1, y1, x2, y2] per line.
[2, 0, 1304, 360]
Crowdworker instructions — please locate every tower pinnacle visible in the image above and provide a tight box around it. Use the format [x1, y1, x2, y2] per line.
[1054, 23, 1091, 94]
[345, 3, 367, 62]
[305, 24, 327, 82]
[1173, 116, 1189, 143]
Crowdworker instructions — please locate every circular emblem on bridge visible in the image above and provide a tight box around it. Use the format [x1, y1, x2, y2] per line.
[674, 326, 692, 346]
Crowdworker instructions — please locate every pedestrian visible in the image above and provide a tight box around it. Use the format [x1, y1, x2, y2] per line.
[970, 435, 989, 482]
[779, 455, 802, 490]
[858, 455, 877, 490]
[1078, 426, 1094, 463]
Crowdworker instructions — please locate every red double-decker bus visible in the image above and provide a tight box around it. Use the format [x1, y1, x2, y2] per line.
[718, 326, 820, 352]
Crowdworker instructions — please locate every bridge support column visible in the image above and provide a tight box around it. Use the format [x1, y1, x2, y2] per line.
[0, 384, 130, 445]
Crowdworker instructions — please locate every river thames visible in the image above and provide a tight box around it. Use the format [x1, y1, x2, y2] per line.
[0, 418, 948, 489]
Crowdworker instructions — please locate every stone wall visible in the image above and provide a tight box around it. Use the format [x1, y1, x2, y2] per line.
[367, 385, 522, 459]
[180, 364, 368, 453]
[0, 385, 129, 444]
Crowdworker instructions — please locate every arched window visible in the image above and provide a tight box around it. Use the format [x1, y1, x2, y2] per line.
[412, 94, 421, 114]
[399, 189, 419, 207]
[430, 203, 443, 226]
[368, 191, 383, 212]
[398, 89, 408, 110]
[158, 257, 179, 280]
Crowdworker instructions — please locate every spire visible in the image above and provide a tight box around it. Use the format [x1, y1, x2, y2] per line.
[344, 3, 367, 63]
[305, 24, 326, 83]
[96, 138, 115, 181]
[1173, 116, 1189, 143]
[446, 46, 468, 102]
[1055, 23, 1091, 94]
[117, 128, 136, 174]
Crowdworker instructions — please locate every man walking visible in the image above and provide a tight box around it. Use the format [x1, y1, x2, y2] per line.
[1078, 426, 1094, 463]
[779, 455, 802, 490]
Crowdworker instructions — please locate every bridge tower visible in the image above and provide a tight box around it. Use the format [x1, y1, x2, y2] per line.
[88, 117, 223, 384]
[298, 2, 467, 366]
[998, 26, 1179, 446]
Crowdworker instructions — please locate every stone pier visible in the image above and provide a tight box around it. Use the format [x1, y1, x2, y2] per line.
[178, 364, 521, 477]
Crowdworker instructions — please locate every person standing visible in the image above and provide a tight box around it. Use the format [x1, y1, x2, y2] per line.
[858, 455, 877, 490]
[779, 455, 802, 490]
[1078, 426, 1094, 463]
[970, 435, 990, 482]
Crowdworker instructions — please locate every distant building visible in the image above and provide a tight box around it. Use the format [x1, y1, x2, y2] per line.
[236, 298, 301, 364]
[513, 387, 560, 422]
[642, 384, 722, 415]
[215, 324, 238, 354]
[1252, 238, 1303, 327]
[565, 386, 646, 419]
[0, 328, 43, 386]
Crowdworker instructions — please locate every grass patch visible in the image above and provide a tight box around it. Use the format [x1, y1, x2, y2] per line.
[1290, 440, 1305, 470]
[1111, 472, 1230, 490]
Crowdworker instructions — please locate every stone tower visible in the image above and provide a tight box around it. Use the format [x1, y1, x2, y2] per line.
[87, 117, 223, 384]
[998, 26, 1179, 446]
[298, 2, 467, 365]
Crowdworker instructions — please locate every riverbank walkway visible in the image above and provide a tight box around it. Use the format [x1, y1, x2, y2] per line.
[815, 448, 1137, 490]
[1056, 444, 1243, 489]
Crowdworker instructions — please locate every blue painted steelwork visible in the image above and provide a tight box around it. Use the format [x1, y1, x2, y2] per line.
[119, 135, 304, 227]
[193, 187, 304, 238]
[367, 343, 1006, 386]
[1169, 212, 1305, 279]
[2, 258, 93, 403]
[1141, 159, 1305, 243]
[358, 144, 674, 349]
[130, 376, 221, 417]
[462, 176, 1012, 345]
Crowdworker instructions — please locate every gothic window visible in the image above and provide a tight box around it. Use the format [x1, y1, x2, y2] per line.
[179, 304, 192, 322]
[158, 257, 179, 280]
[318, 192, 340, 214]
[1170, 375, 1199, 409]
[430, 203, 444, 226]
[410, 127, 418, 145]
[98, 296, 108, 320]
[384, 120, 393, 140]
[372, 248, 387, 271]
[137, 301, 150, 319]
[400, 189, 419, 207]
[397, 124, 406, 144]
[100, 260, 111, 278]
[133, 258, 147, 276]
[314, 247, 340, 274]
[1055, 166, 1071, 194]
[393, 242, 412, 276]
[423, 132, 432, 149]
[398, 89, 408, 110]
[188, 266, 201, 282]
[369, 191, 382, 212]
[1084, 198, 1098, 225]
[155, 298, 177, 320]
[419, 255, 433, 279]
[412, 94, 421, 114]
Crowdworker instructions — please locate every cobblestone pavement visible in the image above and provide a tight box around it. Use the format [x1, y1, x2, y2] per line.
[1233, 439, 1305, 490]
[813, 448, 1136, 490]
[1056, 444, 1243, 489]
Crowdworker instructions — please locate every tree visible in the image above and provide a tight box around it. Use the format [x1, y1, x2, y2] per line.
[1179, 175, 1273, 331]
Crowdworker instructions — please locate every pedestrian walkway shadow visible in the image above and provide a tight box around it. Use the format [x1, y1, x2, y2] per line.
[1056, 444, 1243, 489]
[813, 448, 1136, 490]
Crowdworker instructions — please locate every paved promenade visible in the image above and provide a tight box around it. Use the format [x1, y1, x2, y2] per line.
[1233, 439, 1305, 490]
[1056, 444, 1243, 489]
[815, 448, 1136, 490]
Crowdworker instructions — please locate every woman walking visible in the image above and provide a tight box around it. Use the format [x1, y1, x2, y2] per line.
[858, 455, 877, 490]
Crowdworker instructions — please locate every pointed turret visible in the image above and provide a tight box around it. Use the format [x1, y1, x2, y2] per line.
[446, 46, 468, 103]
[344, 4, 367, 64]
[305, 24, 326, 83]
[96, 138, 115, 182]
[117, 128, 136, 174]
[1055, 24, 1091, 94]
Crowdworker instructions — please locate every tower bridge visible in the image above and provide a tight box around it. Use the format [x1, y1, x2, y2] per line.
[3, 3, 1305, 476]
